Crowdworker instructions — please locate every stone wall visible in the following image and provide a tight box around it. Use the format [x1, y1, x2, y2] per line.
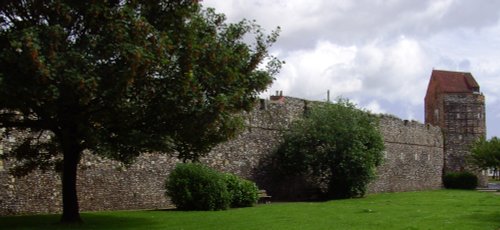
[204, 97, 444, 194]
[0, 96, 444, 215]
[369, 117, 443, 193]
[442, 94, 486, 173]
[0, 153, 180, 215]
[202, 97, 307, 177]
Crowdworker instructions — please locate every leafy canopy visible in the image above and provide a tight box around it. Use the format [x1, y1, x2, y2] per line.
[0, 0, 280, 223]
[470, 137, 500, 178]
[0, 0, 281, 170]
[272, 99, 384, 199]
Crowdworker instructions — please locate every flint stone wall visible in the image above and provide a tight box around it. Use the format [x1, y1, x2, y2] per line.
[0, 153, 180, 215]
[0, 97, 443, 215]
[442, 94, 486, 172]
[370, 117, 443, 193]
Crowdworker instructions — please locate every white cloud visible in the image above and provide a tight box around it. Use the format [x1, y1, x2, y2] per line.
[203, 0, 500, 138]
[204, 0, 500, 48]
[267, 37, 430, 106]
[354, 37, 430, 105]
[363, 100, 386, 114]
[266, 41, 361, 100]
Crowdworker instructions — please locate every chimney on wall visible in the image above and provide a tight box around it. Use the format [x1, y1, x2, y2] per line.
[270, 90, 285, 104]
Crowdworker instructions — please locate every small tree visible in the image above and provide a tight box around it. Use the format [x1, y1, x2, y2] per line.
[470, 137, 500, 179]
[272, 99, 384, 199]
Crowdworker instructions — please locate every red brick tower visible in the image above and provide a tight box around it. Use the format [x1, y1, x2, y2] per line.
[425, 70, 486, 183]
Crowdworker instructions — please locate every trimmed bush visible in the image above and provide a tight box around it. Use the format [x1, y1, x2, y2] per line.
[165, 163, 231, 211]
[443, 172, 478, 190]
[165, 163, 260, 210]
[224, 173, 259, 207]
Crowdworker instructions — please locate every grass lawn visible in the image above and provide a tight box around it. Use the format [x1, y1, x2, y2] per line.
[1, 190, 499, 230]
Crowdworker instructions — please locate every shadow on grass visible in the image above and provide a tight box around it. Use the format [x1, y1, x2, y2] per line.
[0, 212, 157, 230]
[463, 212, 500, 227]
[148, 208, 178, 212]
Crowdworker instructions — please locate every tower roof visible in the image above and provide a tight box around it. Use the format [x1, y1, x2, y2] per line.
[427, 70, 479, 94]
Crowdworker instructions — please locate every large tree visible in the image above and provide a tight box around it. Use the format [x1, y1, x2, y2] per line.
[272, 99, 384, 199]
[0, 0, 281, 223]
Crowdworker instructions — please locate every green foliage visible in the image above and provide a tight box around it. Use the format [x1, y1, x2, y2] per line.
[165, 163, 258, 210]
[224, 173, 259, 208]
[165, 163, 231, 211]
[470, 137, 500, 179]
[0, 0, 280, 222]
[443, 172, 478, 190]
[0, 0, 281, 170]
[272, 99, 385, 199]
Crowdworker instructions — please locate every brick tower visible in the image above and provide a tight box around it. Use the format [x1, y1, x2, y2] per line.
[425, 70, 486, 183]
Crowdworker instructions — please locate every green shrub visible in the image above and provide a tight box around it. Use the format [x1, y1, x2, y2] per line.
[270, 99, 384, 199]
[443, 172, 478, 190]
[165, 163, 231, 211]
[165, 163, 260, 210]
[224, 173, 259, 207]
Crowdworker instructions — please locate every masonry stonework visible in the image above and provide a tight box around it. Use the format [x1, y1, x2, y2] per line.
[425, 70, 487, 185]
[442, 94, 486, 172]
[0, 96, 445, 215]
[0, 153, 180, 215]
[369, 117, 443, 193]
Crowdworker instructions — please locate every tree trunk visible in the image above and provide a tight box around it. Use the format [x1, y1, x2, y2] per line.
[60, 137, 83, 224]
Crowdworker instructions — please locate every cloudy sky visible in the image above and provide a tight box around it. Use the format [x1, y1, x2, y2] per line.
[202, 0, 500, 138]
